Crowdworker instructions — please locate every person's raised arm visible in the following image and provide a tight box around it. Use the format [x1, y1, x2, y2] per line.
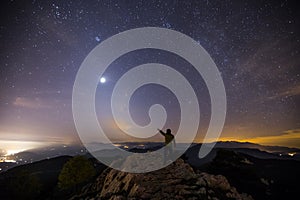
[157, 128, 166, 136]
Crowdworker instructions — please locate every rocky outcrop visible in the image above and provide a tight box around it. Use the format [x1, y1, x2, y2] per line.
[72, 157, 253, 200]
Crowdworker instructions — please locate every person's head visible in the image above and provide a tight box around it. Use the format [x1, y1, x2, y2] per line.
[166, 129, 171, 134]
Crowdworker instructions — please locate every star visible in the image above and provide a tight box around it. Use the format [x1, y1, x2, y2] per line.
[95, 36, 101, 42]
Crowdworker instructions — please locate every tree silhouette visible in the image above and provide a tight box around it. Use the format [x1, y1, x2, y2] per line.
[58, 156, 95, 191]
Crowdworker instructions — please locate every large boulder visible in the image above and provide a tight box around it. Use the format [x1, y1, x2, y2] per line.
[72, 156, 253, 200]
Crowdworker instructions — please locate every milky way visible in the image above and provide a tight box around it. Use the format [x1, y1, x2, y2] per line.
[0, 0, 299, 147]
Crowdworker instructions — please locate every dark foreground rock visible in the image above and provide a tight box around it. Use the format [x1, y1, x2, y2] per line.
[71, 157, 253, 200]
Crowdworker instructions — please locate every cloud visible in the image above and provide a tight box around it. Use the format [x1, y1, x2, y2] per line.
[13, 97, 51, 109]
[267, 85, 300, 100]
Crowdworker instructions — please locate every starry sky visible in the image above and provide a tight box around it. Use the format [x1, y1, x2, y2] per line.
[1, 0, 300, 152]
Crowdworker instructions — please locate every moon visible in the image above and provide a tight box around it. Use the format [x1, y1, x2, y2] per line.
[100, 77, 106, 83]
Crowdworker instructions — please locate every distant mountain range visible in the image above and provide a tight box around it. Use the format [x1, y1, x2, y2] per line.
[0, 141, 299, 200]
[184, 141, 300, 168]
[214, 141, 300, 154]
[198, 149, 300, 200]
[1, 141, 299, 172]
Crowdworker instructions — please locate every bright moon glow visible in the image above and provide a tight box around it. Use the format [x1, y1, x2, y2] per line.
[100, 77, 106, 83]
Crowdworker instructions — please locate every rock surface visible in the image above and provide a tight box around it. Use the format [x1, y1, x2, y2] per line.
[71, 157, 253, 200]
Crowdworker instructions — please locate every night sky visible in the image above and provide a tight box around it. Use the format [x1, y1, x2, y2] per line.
[1, 0, 300, 153]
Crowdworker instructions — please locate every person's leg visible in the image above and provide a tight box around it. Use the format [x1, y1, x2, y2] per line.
[170, 146, 174, 160]
[166, 144, 172, 162]
[163, 145, 167, 164]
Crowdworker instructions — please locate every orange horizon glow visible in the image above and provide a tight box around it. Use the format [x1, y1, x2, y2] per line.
[217, 130, 300, 148]
[1, 129, 300, 155]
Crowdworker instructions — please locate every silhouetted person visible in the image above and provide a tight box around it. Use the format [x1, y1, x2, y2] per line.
[158, 128, 176, 164]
